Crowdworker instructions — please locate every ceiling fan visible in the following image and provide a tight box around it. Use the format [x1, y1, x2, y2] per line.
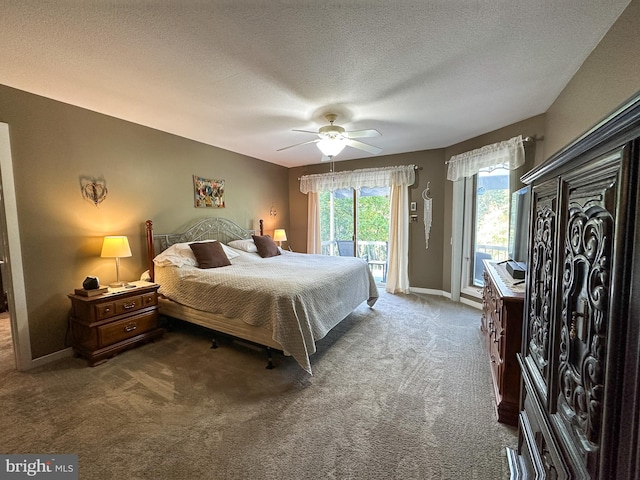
[278, 114, 382, 160]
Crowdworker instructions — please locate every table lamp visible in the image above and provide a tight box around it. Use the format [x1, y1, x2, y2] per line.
[101, 236, 132, 287]
[273, 229, 287, 247]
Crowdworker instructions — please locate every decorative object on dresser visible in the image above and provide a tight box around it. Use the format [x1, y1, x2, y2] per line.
[507, 92, 640, 480]
[480, 259, 524, 426]
[100, 236, 132, 287]
[68, 281, 163, 366]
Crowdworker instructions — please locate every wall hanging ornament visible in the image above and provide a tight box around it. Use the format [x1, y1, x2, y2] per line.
[193, 175, 225, 208]
[422, 183, 432, 249]
[80, 176, 108, 206]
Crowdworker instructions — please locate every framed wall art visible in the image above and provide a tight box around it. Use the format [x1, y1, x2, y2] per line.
[193, 175, 225, 208]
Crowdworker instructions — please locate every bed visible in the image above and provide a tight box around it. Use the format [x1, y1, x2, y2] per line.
[145, 217, 378, 374]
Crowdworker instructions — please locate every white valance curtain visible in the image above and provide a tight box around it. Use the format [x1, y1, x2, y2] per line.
[300, 165, 415, 193]
[446, 135, 525, 181]
[300, 165, 415, 294]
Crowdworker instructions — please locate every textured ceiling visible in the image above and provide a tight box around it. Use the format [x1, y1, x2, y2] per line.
[0, 1, 631, 168]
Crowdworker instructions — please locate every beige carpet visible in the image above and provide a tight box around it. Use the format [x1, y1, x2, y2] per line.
[0, 292, 516, 479]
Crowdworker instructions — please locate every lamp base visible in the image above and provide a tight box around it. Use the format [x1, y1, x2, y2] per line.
[109, 281, 130, 288]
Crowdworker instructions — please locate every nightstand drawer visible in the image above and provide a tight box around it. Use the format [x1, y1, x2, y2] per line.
[96, 302, 117, 320]
[114, 295, 145, 316]
[95, 293, 157, 320]
[98, 310, 158, 347]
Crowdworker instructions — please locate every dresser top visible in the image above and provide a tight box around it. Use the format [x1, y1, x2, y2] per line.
[484, 260, 525, 300]
[68, 280, 159, 302]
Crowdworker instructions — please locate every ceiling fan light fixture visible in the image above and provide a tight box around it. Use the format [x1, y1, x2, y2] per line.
[317, 137, 346, 157]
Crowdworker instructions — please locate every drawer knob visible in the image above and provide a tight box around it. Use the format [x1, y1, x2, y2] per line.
[125, 322, 137, 332]
[104, 307, 111, 312]
[123, 302, 137, 309]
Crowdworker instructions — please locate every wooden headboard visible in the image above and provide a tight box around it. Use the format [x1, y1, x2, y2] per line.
[145, 218, 263, 281]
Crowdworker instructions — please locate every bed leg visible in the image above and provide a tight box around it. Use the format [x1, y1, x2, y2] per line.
[211, 337, 218, 349]
[163, 316, 175, 332]
[265, 347, 275, 369]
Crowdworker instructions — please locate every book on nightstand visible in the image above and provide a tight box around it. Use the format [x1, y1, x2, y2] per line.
[74, 287, 108, 297]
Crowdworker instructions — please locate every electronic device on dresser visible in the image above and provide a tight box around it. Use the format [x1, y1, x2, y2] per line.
[507, 93, 640, 479]
[506, 186, 532, 281]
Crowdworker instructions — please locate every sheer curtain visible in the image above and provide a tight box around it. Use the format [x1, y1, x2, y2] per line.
[306, 192, 321, 254]
[385, 167, 414, 293]
[447, 135, 525, 181]
[300, 165, 415, 294]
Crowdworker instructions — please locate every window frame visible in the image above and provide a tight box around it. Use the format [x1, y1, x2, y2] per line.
[453, 168, 514, 300]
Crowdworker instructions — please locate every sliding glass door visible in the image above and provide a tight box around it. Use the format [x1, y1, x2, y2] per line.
[319, 187, 390, 282]
[319, 189, 355, 256]
[460, 166, 510, 290]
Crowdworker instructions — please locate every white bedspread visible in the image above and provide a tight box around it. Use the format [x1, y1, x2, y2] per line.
[155, 250, 378, 373]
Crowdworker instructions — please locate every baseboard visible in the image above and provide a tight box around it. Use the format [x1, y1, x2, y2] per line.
[460, 296, 482, 310]
[28, 347, 74, 369]
[409, 287, 482, 310]
[409, 287, 445, 296]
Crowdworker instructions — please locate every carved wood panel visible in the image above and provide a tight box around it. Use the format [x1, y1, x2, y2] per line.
[556, 168, 618, 472]
[527, 187, 557, 395]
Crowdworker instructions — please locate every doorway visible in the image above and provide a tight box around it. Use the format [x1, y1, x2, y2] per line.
[0, 122, 31, 371]
[319, 186, 390, 283]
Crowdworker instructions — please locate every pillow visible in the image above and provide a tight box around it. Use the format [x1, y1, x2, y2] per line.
[228, 238, 258, 253]
[153, 240, 239, 267]
[189, 241, 231, 269]
[252, 235, 281, 258]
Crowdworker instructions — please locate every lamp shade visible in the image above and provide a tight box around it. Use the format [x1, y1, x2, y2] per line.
[273, 229, 287, 243]
[101, 236, 132, 258]
[317, 137, 346, 157]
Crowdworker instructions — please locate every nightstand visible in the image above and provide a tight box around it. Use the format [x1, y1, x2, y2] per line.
[68, 281, 163, 366]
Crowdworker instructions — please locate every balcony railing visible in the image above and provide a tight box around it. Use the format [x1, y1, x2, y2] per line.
[321, 240, 388, 282]
[476, 244, 509, 263]
[474, 244, 509, 285]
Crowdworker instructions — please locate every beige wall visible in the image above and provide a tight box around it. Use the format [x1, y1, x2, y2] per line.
[0, 85, 289, 359]
[544, 0, 640, 159]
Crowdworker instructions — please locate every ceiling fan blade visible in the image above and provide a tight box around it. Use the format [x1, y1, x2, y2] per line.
[292, 129, 321, 135]
[276, 138, 319, 152]
[346, 139, 382, 155]
[346, 129, 381, 139]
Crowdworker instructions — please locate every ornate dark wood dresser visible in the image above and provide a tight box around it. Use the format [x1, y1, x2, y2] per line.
[507, 93, 640, 479]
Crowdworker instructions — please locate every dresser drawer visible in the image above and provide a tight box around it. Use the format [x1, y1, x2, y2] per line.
[520, 392, 569, 479]
[96, 301, 117, 320]
[98, 310, 158, 347]
[94, 292, 157, 320]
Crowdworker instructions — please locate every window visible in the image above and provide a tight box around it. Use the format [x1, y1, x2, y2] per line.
[319, 187, 390, 282]
[467, 167, 510, 287]
[456, 167, 512, 298]
[448, 135, 526, 301]
[301, 164, 416, 291]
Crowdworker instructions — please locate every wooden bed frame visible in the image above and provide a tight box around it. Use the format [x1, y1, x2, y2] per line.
[145, 217, 283, 367]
